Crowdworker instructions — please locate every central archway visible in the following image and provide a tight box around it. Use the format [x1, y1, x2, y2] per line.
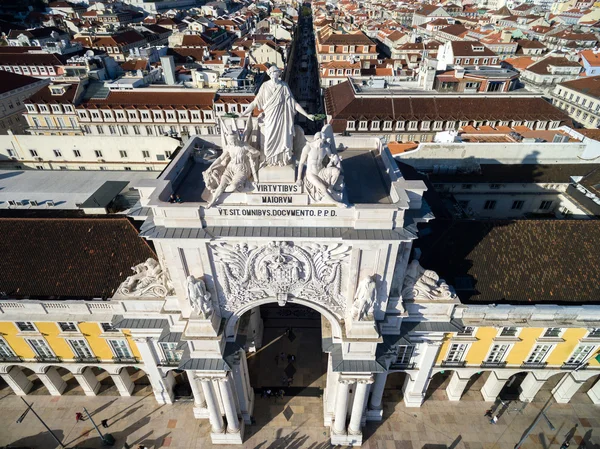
[224, 296, 344, 342]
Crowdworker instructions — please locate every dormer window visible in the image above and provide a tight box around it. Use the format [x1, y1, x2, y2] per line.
[472, 45, 484, 52]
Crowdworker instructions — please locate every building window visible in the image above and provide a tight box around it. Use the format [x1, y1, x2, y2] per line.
[16, 322, 36, 332]
[396, 345, 414, 364]
[526, 344, 553, 364]
[79, 166, 86, 170]
[95, 150, 103, 158]
[346, 121, 355, 131]
[108, 125, 116, 135]
[119, 150, 128, 158]
[486, 344, 510, 363]
[124, 167, 132, 171]
[500, 327, 518, 337]
[511, 200, 524, 210]
[29, 149, 38, 157]
[28, 338, 54, 358]
[69, 339, 93, 359]
[165, 151, 173, 158]
[100, 322, 118, 332]
[457, 326, 475, 336]
[383, 121, 393, 131]
[73, 149, 81, 157]
[53, 149, 62, 157]
[588, 328, 600, 338]
[145, 126, 153, 135]
[108, 340, 132, 359]
[58, 322, 77, 332]
[96, 125, 104, 134]
[543, 328, 563, 338]
[446, 343, 468, 362]
[566, 345, 595, 365]
[408, 121, 418, 130]
[0, 338, 15, 358]
[133, 125, 140, 135]
[120, 125, 128, 135]
[539, 200, 553, 210]
[359, 121, 368, 130]
[160, 342, 182, 363]
[142, 150, 150, 158]
[483, 200, 497, 210]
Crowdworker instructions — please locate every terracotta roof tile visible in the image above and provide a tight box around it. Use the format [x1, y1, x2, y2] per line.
[0, 217, 156, 299]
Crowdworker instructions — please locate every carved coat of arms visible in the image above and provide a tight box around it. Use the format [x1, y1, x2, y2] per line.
[210, 241, 351, 315]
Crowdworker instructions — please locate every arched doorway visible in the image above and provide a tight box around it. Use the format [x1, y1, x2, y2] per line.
[91, 367, 117, 396]
[244, 303, 327, 394]
[499, 372, 528, 401]
[383, 372, 407, 410]
[170, 369, 193, 401]
[53, 366, 84, 396]
[20, 368, 45, 395]
[463, 371, 489, 400]
[425, 371, 453, 401]
[125, 367, 151, 395]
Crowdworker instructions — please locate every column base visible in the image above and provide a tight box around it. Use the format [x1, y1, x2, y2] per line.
[331, 430, 363, 446]
[241, 389, 255, 425]
[323, 393, 334, 426]
[366, 408, 383, 421]
[210, 419, 245, 445]
[193, 404, 210, 419]
[403, 391, 425, 408]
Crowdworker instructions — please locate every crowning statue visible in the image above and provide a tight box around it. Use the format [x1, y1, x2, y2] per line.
[351, 275, 377, 321]
[240, 65, 314, 166]
[117, 258, 173, 297]
[203, 118, 260, 208]
[296, 124, 345, 206]
[401, 260, 456, 301]
[186, 275, 213, 319]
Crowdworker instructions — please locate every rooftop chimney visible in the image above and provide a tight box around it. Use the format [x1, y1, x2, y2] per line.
[160, 55, 177, 85]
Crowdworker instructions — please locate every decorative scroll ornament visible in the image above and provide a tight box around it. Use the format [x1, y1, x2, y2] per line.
[401, 260, 456, 301]
[210, 241, 351, 314]
[116, 258, 174, 297]
[351, 275, 377, 321]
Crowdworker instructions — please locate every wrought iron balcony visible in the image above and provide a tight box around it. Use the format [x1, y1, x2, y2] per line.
[441, 360, 466, 368]
[74, 356, 100, 363]
[35, 356, 61, 363]
[159, 359, 181, 367]
[480, 361, 506, 368]
[561, 362, 588, 370]
[521, 362, 547, 369]
[112, 356, 138, 363]
[389, 362, 415, 370]
[0, 356, 22, 362]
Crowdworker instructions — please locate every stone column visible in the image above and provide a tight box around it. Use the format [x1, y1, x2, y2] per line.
[368, 371, 388, 410]
[74, 368, 100, 396]
[332, 378, 353, 435]
[1, 366, 32, 396]
[348, 377, 373, 435]
[323, 355, 338, 426]
[481, 371, 510, 402]
[218, 375, 241, 434]
[133, 337, 174, 405]
[446, 371, 471, 401]
[231, 350, 254, 424]
[586, 378, 600, 404]
[519, 372, 548, 403]
[111, 369, 134, 396]
[189, 373, 209, 419]
[37, 367, 66, 396]
[199, 377, 225, 434]
[552, 373, 584, 403]
[403, 341, 442, 407]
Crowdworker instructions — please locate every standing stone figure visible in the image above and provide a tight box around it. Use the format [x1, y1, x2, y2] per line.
[351, 275, 377, 321]
[240, 65, 314, 166]
[186, 275, 213, 319]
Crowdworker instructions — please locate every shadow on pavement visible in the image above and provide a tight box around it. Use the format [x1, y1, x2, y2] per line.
[3, 429, 65, 449]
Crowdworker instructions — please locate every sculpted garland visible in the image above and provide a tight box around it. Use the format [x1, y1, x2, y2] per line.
[210, 241, 351, 315]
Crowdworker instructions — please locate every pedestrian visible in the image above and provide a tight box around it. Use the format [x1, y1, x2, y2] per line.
[75, 412, 83, 423]
[490, 415, 498, 425]
[175, 194, 183, 203]
[560, 442, 570, 449]
[484, 409, 493, 417]
[266, 389, 272, 399]
[287, 377, 293, 387]
[168, 194, 176, 203]
[280, 352, 286, 362]
[287, 353, 293, 363]
[290, 354, 296, 362]
[101, 419, 109, 428]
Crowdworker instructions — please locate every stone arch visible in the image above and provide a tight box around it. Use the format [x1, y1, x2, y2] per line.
[224, 296, 344, 341]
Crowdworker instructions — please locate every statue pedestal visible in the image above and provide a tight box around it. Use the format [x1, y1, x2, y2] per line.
[346, 319, 379, 339]
[185, 312, 220, 338]
[258, 165, 296, 183]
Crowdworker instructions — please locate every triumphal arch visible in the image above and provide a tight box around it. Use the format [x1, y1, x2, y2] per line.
[113, 70, 455, 445]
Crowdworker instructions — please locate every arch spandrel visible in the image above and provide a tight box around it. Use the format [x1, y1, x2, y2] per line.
[208, 240, 352, 325]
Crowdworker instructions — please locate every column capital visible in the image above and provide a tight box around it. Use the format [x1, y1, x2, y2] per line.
[357, 376, 374, 385]
[339, 377, 355, 385]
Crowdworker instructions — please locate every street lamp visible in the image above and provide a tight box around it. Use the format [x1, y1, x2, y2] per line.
[83, 407, 115, 446]
[16, 397, 65, 448]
